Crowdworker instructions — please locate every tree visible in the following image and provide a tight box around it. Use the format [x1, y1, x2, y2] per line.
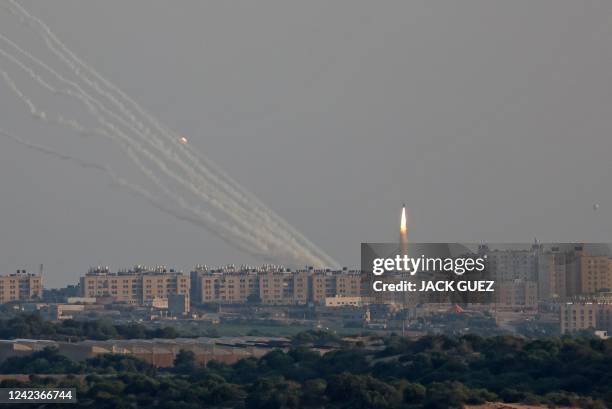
[403, 382, 426, 404]
[246, 377, 301, 409]
[326, 373, 402, 409]
[174, 350, 197, 374]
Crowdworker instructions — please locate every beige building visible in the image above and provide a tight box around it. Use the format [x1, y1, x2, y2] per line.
[191, 267, 361, 306]
[80, 266, 189, 309]
[559, 303, 612, 334]
[561, 303, 596, 333]
[192, 270, 259, 304]
[486, 248, 539, 282]
[562, 248, 612, 297]
[537, 249, 567, 300]
[311, 270, 361, 304]
[578, 252, 612, 294]
[324, 296, 362, 307]
[496, 280, 538, 309]
[0, 271, 43, 303]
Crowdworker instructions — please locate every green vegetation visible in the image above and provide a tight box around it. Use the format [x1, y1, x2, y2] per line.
[1, 333, 612, 408]
[0, 347, 154, 376]
[42, 285, 80, 303]
[0, 312, 366, 341]
[167, 319, 365, 338]
[410, 312, 503, 336]
[0, 313, 183, 341]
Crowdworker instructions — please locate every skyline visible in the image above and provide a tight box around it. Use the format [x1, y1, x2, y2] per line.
[1, 1, 612, 287]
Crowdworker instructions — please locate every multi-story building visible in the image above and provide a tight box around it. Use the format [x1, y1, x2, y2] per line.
[191, 266, 262, 304]
[496, 280, 538, 309]
[578, 251, 612, 295]
[190, 266, 361, 306]
[0, 271, 43, 303]
[560, 303, 597, 333]
[311, 270, 361, 304]
[560, 246, 612, 297]
[484, 244, 612, 301]
[486, 247, 539, 282]
[537, 248, 567, 300]
[80, 266, 189, 310]
[560, 302, 612, 334]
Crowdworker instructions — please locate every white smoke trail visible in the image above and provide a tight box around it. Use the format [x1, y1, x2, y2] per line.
[1, 0, 338, 267]
[0, 69, 284, 259]
[1, 63, 322, 264]
[0, 2, 313, 249]
[0, 29, 334, 267]
[0, 1, 338, 267]
[0, 128, 278, 259]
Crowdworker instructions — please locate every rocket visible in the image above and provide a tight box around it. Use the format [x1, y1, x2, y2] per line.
[400, 204, 408, 255]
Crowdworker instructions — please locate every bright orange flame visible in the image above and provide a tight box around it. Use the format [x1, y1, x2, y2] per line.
[179, 136, 188, 145]
[400, 206, 407, 234]
[400, 205, 408, 256]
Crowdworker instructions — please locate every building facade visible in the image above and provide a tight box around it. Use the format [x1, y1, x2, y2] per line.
[0, 271, 43, 303]
[560, 302, 612, 334]
[537, 248, 567, 300]
[486, 247, 539, 282]
[190, 266, 361, 306]
[496, 280, 538, 309]
[80, 266, 189, 309]
[578, 251, 612, 295]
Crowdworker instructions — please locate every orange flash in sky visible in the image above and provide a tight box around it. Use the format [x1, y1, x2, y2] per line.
[179, 136, 188, 145]
[400, 205, 407, 234]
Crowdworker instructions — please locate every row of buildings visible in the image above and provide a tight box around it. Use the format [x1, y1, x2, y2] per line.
[0, 265, 362, 312]
[79, 266, 190, 310]
[3, 242, 610, 303]
[481, 243, 612, 334]
[482, 243, 612, 301]
[4, 244, 612, 309]
[3, 243, 612, 335]
[76, 264, 362, 313]
[190, 265, 361, 305]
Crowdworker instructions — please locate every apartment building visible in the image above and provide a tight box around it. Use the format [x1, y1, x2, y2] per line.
[190, 267, 361, 306]
[486, 247, 539, 282]
[485, 244, 612, 301]
[0, 271, 43, 303]
[578, 252, 612, 294]
[537, 248, 567, 300]
[496, 280, 538, 309]
[311, 270, 361, 304]
[560, 302, 612, 334]
[192, 271, 259, 304]
[80, 266, 189, 309]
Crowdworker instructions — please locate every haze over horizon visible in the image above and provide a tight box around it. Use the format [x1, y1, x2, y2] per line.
[1, 0, 611, 287]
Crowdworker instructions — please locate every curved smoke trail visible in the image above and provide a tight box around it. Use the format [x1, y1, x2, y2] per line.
[0, 1, 339, 268]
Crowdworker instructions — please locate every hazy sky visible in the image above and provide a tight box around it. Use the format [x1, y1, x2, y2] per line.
[1, 1, 611, 287]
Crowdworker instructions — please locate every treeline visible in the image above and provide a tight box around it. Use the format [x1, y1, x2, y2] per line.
[1, 333, 612, 408]
[0, 347, 154, 376]
[0, 313, 183, 340]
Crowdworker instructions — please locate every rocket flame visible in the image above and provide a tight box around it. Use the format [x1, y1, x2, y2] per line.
[399, 204, 408, 256]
